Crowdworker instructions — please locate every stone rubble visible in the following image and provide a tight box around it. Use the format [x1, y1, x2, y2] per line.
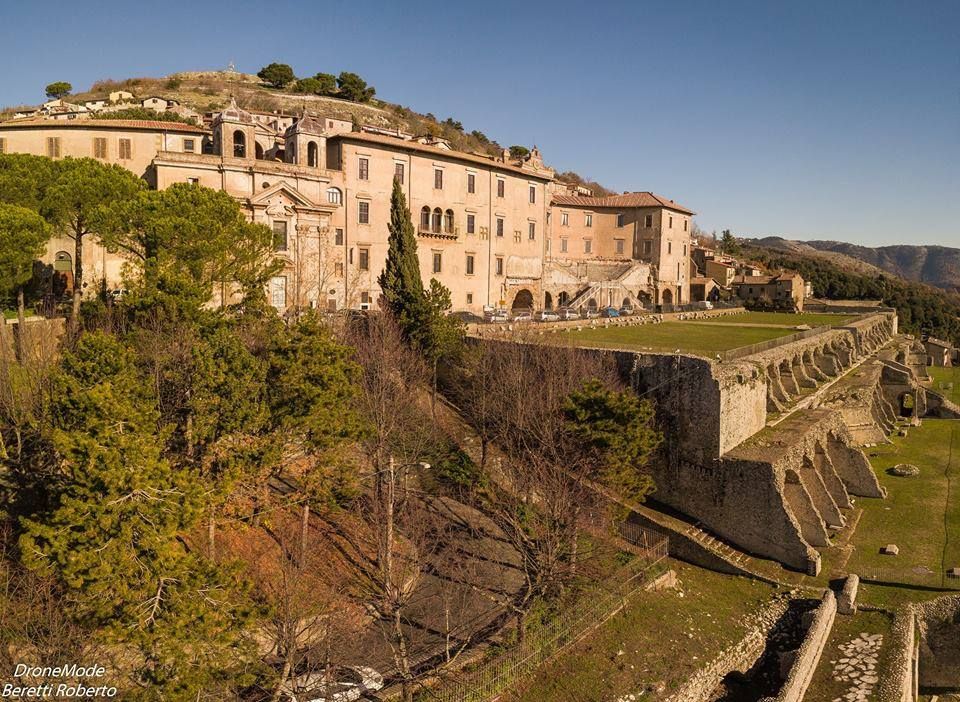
[829, 632, 883, 701]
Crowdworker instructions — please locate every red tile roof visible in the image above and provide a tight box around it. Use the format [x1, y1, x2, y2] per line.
[0, 119, 206, 133]
[551, 191, 695, 214]
[328, 131, 554, 180]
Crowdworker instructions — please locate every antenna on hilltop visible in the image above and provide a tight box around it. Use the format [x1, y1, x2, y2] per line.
[226, 60, 236, 74]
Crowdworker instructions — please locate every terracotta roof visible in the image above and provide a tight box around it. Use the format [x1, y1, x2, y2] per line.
[0, 118, 205, 133]
[732, 275, 775, 285]
[690, 276, 718, 285]
[327, 131, 554, 181]
[551, 191, 695, 214]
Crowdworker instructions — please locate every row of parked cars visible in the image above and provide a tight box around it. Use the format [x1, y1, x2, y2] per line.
[484, 305, 641, 323]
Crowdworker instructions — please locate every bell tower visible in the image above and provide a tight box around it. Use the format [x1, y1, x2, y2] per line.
[284, 112, 326, 167]
[213, 98, 256, 160]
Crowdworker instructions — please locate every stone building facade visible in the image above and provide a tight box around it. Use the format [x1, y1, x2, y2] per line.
[0, 103, 692, 314]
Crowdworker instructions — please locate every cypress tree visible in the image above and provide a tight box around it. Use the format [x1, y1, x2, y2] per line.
[378, 177, 426, 334]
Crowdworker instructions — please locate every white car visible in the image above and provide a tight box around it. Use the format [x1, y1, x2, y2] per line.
[582, 308, 600, 319]
[535, 310, 560, 322]
[484, 309, 509, 323]
[279, 666, 384, 702]
[558, 308, 580, 320]
[511, 310, 533, 322]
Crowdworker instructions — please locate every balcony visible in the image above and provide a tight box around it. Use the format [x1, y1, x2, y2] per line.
[418, 224, 460, 240]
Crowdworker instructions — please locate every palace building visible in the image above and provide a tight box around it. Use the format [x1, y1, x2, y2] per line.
[0, 100, 694, 314]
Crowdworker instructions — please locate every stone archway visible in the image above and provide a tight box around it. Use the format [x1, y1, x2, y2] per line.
[544, 292, 553, 310]
[512, 289, 533, 311]
[558, 291, 570, 307]
[662, 289, 673, 306]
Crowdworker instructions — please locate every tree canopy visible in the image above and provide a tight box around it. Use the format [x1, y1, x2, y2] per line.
[0, 204, 50, 318]
[257, 63, 296, 89]
[336, 71, 376, 102]
[44, 81, 72, 99]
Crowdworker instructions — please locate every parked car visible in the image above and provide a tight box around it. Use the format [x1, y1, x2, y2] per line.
[601, 307, 620, 318]
[511, 310, 533, 322]
[619, 305, 635, 316]
[558, 308, 580, 320]
[582, 308, 600, 319]
[535, 310, 560, 322]
[278, 665, 384, 702]
[484, 309, 509, 323]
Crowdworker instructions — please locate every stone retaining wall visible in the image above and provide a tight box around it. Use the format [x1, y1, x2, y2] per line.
[877, 607, 917, 702]
[772, 590, 837, 702]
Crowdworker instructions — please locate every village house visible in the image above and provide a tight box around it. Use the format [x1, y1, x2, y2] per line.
[0, 101, 694, 315]
[923, 336, 955, 367]
[731, 271, 806, 311]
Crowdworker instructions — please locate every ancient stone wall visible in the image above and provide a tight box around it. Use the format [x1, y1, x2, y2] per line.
[773, 590, 837, 702]
[0, 318, 65, 364]
[876, 607, 918, 702]
[915, 594, 960, 692]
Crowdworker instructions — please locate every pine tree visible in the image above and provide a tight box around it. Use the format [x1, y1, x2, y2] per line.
[378, 177, 426, 332]
[19, 333, 257, 697]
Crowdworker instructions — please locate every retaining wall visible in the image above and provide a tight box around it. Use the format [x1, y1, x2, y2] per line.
[773, 590, 837, 702]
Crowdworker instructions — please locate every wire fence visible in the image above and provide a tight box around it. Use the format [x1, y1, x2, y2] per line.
[718, 325, 833, 361]
[427, 525, 668, 702]
[859, 566, 960, 591]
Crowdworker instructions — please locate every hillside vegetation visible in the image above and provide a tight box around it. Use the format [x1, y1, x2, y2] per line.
[743, 241, 960, 344]
[754, 236, 960, 293]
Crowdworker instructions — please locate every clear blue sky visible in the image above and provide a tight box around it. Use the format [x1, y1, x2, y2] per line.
[3, 0, 958, 246]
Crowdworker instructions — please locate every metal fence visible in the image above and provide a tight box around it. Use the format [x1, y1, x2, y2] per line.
[718, 325, 833, 362]
[859, 566, 960, 591]
[429, 525, 668, 702]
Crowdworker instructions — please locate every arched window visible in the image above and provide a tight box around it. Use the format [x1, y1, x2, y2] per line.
[307, 141, 319, 167]
[233, 130, 246, 158]
[444, 209, 454, 233]
[420, 206, 431, 231]
[558, 291, 569, 307]
[432, 208, 442, 233]
[327, 187, 342, 205]
[255, 142, 264, 160]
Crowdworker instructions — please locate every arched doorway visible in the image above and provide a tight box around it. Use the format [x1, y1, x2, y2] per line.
[586, 298, 598, 310]
[255, 142, 265, 160]
[544, 292, 553, 310]
[512, 289, 533, 311]
[53, 251, 73, 296]
[558, 291, 569, 307]
[233, 130, 246, 158]
[662, 289, 673, 306]
[622, 297, 631, 308]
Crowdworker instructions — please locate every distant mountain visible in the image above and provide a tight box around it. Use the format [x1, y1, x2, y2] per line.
[751, 237, 960, 293]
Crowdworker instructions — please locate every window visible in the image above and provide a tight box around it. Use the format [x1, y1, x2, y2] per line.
[93, 138, 107, 159]
[46, 137, 61, 158]
[683, 244, 688, 256]
[187, 177, 199, 185]
[119, 138, 132, 160]
[514, 230, 522, 244]
[529, 185, 536, 204]
[335, 228, 344, 246]
[615, 238, 625, 255]
[359, 248, 370, 271]
[684, 220, 688, 232]
[395, 162, 404, 184]
[466, 253, 475, 275]
[497, 179, 504, 198]
[327, 187, 342, 205]
[585, 213, 593, 227]
[432, 251, 442, 273]
[669, 216, 673, 229]
[183, 138, 195, 153]
[434, 168, 443, 189]
[496, 218, 504, 237]
[668, 242, 672, 254]
[307, 141, 319, 167]
[645, 214, 653, 227]
[232, 131, 245, 158]
[466, 293, 473, 304]
[432, 208, 442, 232]
[467, 214, 475, 234]
[560, 238, 568, 253]
[561, 212, 568, 226]
[272, 221, 288, 251]
[584, 239, 592, 254]
[495, 256, 504, 276]
[643, 240, 652, 255]
[444, 209, 454, 233]
[270, 276, 287, 308]
[528, 222, 536, 240]
[335, 262, 344, 276]
[467, 173, 475, 194]
[0, 138, 5, 154]
[420, 206, 431, 231]
[358, 201, 370, 224]
[617, 213, 625, 227]
[358, 157, 369, 180]
[361, 292, 371, 304]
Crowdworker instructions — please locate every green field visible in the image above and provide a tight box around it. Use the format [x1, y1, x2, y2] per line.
[928, 364, 959, 403]
[695, 311, 854, 327]
[555, 321, 796, 356]
[505, 562, 775, 702]
[847, 417, 960, 586]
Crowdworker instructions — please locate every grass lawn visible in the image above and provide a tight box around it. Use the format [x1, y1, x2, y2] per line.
[694, 311, 854, 327]
[846, 418, 960, 587]
[805, 609, 895, 701]
[503, 561, 775, 702]
[555, 321, 793, 356]
[927, 365, 959, 403]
